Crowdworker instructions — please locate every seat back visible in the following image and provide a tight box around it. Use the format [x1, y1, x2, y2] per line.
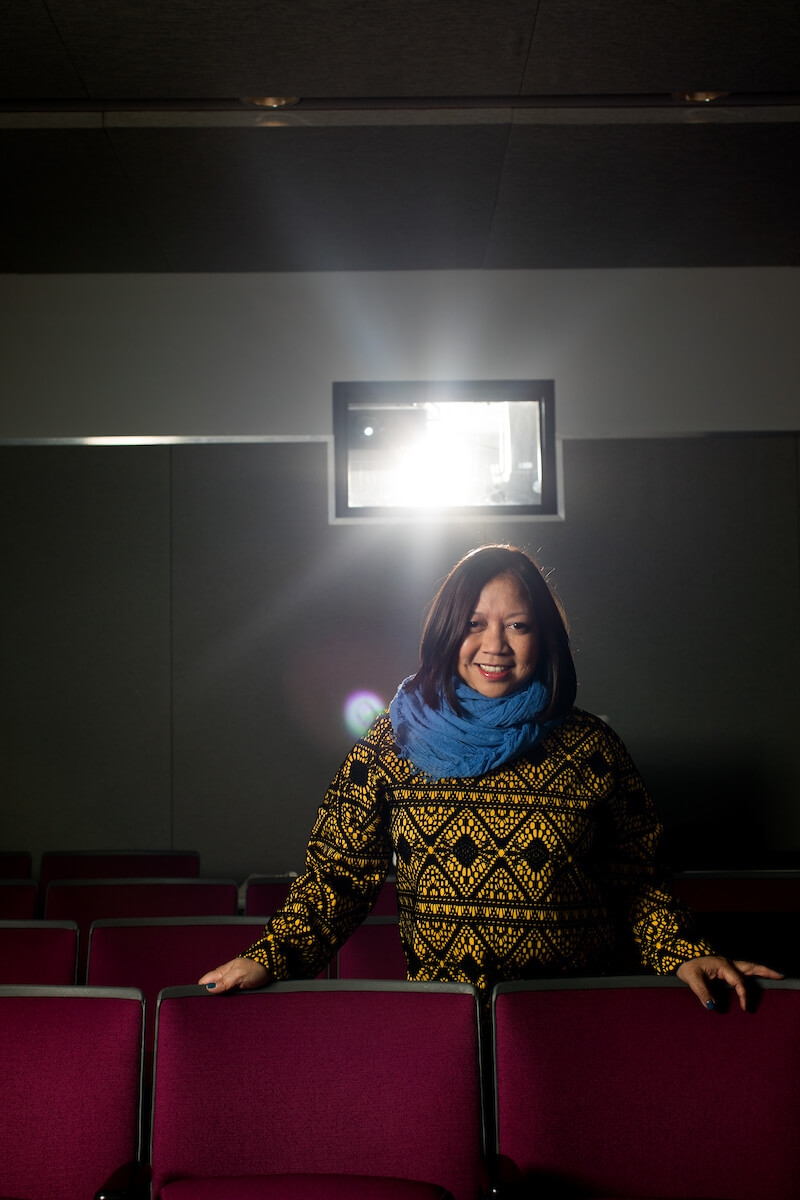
[45, 878, 239, 979]
[0, 920, 79, 984]
[40, 849, 200, 893]
[87, 916, 270, 1058]
[336, 916, 407, 980]
[151, 981, 484, 1200]
[671, 869, 800, 911]
[0, 879, 37, 919]
[243, 875, 295, 915]
[492, 977, 800, 1200]
[672, 870, 800, 975]
[0, 850, 32, 879]
[371, 877, 398, 915]
[0, 984, 144, 1200]
[244, 875, 398, 921]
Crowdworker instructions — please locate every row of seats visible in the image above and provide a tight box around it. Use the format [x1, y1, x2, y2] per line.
[0, 913, 404, 981]
[0, 915, 407, 1072]
[0, 849, 202, 886]
[7, 850, 800, 923]
[0, 852, 392, 919]
[7, 849, 800, 911]
[0, 870, 398, 918]
[2, 976, 799, 1200]
[4, 865, 799, 978]
[7, 848, 800, 906]
[0, 875, 398, 978]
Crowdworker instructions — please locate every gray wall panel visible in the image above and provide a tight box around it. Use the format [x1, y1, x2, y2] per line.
[0, 446, 173, 873]
[550, 436, 800, 864]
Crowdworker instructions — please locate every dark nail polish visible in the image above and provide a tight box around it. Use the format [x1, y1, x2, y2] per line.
[705, 999, 715, 1010]
[206, 983, 216, 990]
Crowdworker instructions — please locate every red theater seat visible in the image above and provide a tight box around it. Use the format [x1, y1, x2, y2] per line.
[0, 984, 144, 1200]
[39, 849, 200, 892]
[243, 875, 295, 915]
[45, 877, 238, 979]
[672, 869, 800, 976]
[335, 916, 407, 980]
[0, 850, 32, 879]
[0, 879, 37, 919]
[151, 981, 484, 1200]
[0, 919, 79, 985]
[492, 976, 800, 1200]
[371, 877, 398, 915]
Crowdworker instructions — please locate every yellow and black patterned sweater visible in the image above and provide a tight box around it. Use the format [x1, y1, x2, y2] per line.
[243, 708, 713, 999]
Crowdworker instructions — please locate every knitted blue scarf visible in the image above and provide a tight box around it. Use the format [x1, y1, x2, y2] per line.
[388, 674, 563, 780]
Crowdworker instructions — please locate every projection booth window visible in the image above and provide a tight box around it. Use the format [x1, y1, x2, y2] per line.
[333, 380, 557, 519]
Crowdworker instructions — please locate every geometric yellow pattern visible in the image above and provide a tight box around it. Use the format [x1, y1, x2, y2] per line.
[243, 709, 713, 1004]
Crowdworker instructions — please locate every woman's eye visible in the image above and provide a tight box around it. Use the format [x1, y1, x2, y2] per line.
[509, 622, 530, 632]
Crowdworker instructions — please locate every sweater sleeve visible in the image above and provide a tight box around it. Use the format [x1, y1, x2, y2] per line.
[241, 724, 394, 981]
[593, 723, 716, 974]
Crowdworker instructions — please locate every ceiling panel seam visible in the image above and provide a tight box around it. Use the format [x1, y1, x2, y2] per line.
[482, 117, 516, 269]
[41, 0, 92, 99]
[518, 0, 545, 97]
[100, 110, 170, 271]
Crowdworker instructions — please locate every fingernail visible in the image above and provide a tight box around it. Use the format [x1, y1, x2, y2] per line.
[205, 983, 216, 990]
[705, 1000, 715, 1010]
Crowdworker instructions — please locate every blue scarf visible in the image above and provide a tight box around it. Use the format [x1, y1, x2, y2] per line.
[388, 674, 563, 780]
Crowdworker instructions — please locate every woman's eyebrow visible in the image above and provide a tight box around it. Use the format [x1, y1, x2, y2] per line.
[469, 608, 531, 619]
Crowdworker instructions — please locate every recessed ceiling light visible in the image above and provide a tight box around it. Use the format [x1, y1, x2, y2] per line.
[673, 91, 730, 103]
[241, 96, 301, 109]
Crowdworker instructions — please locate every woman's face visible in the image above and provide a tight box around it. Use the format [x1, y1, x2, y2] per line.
[456, 572, 539, 698]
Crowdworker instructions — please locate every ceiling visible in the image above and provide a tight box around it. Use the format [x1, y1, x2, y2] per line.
[3, 0, 799, 272]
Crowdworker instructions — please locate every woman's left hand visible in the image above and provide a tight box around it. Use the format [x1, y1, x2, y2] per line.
[676, 955, 784, 1011]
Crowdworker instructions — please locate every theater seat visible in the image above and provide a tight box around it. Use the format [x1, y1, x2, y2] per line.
[151, 981, 484, 1200]
[45, 877, 239, 979]
[0, 880, 37, 919]
[672, 869, 800, 975]
[0, 850, 32, 879]
[0, 920, 79, 985]
[335, 916, 407, 979]
[39, 849, 200, 892]
[492, 976, 800, 1200]
[243, 875, 295, 915]
[0, 984, 144, 1200]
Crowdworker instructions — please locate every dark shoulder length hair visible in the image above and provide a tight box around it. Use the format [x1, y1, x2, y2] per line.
[407, 544, 577, 720]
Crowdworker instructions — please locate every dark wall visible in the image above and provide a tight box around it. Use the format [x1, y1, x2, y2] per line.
[2, 436, 798, 880]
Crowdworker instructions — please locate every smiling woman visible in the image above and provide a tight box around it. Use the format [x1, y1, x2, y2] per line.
[200, 544, 781, 1012]
[405, 544, 574, 721]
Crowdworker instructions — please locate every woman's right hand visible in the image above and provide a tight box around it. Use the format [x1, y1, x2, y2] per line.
[198, 956, 270, 994]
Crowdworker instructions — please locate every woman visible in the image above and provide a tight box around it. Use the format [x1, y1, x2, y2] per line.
[200, 544, 779, 1009]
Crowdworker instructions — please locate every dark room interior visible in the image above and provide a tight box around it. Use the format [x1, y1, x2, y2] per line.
[3, 5, 800, 1200]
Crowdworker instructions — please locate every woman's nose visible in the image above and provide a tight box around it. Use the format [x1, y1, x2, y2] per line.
[482, 622, 509, 654]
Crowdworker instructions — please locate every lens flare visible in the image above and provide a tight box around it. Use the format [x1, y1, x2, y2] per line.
[344, 690, 385, 737]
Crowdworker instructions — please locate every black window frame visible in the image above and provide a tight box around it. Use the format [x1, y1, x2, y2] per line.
[333, 379, 557, 520]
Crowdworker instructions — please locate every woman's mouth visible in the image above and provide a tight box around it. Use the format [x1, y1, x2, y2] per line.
[477, 664, 512, 680]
